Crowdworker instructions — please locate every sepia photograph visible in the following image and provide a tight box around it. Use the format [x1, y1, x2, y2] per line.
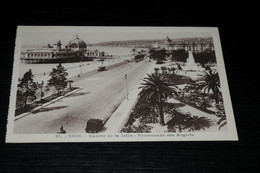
[6, 26, 238, 142]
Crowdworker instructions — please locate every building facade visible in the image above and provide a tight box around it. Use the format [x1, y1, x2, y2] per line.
[21, 36, 107, 63]
[165, 37, 214, 53]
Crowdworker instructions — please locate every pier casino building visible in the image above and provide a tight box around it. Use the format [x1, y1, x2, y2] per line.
[21, 36, 106, 63]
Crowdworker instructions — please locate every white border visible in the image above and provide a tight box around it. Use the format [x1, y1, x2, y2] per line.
[6, 26, 238, 143]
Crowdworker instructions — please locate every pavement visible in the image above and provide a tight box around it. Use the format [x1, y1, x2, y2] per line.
[102, 59, 157, 133]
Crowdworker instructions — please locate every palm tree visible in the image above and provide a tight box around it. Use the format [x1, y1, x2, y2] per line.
[160, 66, 167, 74]
[154, 68, 160, 74]
[139, 73, 178, 125]
[170, 67, 176, 75]
[198, 70, 220, 104]
[217, 115, 227, 130]
[131, 100, 157, 124]
[167, 109, 186, 132]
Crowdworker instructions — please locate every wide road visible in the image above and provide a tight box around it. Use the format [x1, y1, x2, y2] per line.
[14, 59, 153, 134]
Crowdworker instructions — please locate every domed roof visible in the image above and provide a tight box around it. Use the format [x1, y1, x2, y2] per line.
[67, 36, 87, 49]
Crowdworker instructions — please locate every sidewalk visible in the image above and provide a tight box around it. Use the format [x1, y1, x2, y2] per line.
[102, 60, 158, 133]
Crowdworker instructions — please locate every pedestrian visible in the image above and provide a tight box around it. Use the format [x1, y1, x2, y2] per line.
[57, 124, 66, 134]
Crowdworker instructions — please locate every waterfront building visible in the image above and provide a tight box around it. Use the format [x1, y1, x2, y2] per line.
[85, 49, 105, 57]
[165, 36, 214, 53]
[21, 36, 108, 63]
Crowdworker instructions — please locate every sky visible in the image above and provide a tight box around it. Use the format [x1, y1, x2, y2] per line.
[20, 27, 213, 46]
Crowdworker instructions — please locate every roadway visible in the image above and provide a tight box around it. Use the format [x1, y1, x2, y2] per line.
[14, 59, 153, 134]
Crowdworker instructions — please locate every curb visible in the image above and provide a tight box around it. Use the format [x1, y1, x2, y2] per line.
[101, 81, 140, 133]
[102, 60, 157, 133]
[14, 87, 83, 121]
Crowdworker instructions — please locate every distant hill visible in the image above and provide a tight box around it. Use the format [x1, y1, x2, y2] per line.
[88, 37, 213, 48]
[88, 39, 164, 48]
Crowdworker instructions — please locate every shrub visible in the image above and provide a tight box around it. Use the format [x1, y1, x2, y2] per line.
[156, 60, 164, 64]
[121, 123, 152, 133]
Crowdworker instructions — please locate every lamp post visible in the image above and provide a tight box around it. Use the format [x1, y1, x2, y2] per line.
[38, 80, 44, 103]
[80, 61, 82, 75]
[79, 58, 83, 76]
[124, 74, 128, 100]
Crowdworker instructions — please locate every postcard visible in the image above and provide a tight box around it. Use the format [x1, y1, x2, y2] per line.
[6, 26, 238, 142]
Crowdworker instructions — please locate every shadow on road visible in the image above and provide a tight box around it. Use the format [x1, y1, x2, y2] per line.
[32, 106, 68, 114]
[66, 92, 91, 98]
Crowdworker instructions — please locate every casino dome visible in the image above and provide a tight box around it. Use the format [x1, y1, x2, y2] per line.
[67, 35, 87, 49]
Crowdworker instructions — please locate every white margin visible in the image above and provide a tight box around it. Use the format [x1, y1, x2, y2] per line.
[6, 26, 238, 143]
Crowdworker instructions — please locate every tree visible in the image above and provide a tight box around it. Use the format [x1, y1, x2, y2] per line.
[67, 80, 74, 89]
[16, 69, 37, 108]
[37, 81, 44, 102]
[132, 48, 136, 55]
[48, 63, 68, 95]
[21, 69, 33, 83]
[154, 68, 160, 74]
[167, 67, 175, 76]
[170, 49, 187, 62]
[198, 70, 221, 104]
[149, 48, 167, 60]
[167, 109, 187, 132]
[193, 51, 216, 65]
[216, 102, 227, 129]
[131, 100, 158, 124]
[160, 66, 167, 74]
[44, 85, 50, 96]
[138, 73, 178, 125]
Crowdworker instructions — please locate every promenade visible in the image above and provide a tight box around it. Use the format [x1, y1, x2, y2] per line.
[103, 60, 225, 133]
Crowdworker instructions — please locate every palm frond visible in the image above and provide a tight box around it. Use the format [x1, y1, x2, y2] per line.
[218, 121, 227, 130]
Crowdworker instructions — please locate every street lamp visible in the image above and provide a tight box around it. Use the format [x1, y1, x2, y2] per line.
[124, 74, 128, 100]
[38, 80, 44, 103]
[79, 60, 83, 76]
[81, 62, 83, 75]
